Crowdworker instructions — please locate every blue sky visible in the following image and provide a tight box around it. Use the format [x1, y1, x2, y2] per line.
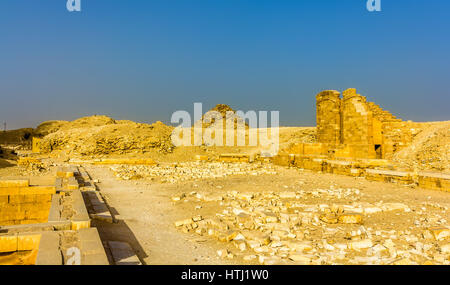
[0, 0, 449, 129]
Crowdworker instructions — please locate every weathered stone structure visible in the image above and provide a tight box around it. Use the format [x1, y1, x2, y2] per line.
[274, 88, 450, 191]
[315, 88, 402, 159]
[316, 90, 341, 145]
[0, 167, 110, 265]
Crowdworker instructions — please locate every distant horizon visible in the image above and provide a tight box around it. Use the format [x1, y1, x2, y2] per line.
[4, 111, 450, 132]
[1, 1, 449, 130]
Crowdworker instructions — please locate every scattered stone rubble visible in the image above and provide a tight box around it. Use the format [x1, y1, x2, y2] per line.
[173, 188, 450, 265]
[110, 162, 278, 183]
[17, 157, 53, 176]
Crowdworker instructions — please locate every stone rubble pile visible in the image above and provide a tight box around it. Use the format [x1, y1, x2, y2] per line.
[173, 189, 450, 265]
[111, 162, 277, 183]
[38, 116, 174, 155]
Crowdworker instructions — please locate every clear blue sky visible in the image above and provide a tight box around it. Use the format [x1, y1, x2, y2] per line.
[1, 0, 449, 129]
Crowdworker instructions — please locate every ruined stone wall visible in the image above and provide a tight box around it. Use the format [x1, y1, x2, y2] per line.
[313, 88, 408, 160]
[381, 121, 422, 159]
[0, 181, 54, 226]
[367, 102, 402, 123]
[316, 90, 341, 145]
[32, 137, 41, 153]
[341, 88, 374, 145]
[0, 194, 52, 225]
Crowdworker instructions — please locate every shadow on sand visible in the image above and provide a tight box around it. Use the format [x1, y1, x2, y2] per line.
[0, 158, 15, 169]
[92, 218, 148, 265]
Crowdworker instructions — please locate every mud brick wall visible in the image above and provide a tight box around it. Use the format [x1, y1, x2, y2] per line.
[316, 90, 341, 145]
[0, 194, 52, 226]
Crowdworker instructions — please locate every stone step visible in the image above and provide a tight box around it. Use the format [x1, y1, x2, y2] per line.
[79, 228, 110, 265]
[107, 241, 142, 265]
[77, 167, 96, 191]
[84, 191, 114, 223]
[67, 176, 79, 190]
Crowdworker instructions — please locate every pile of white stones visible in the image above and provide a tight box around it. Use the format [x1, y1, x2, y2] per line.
[111, 162, 277, 183]
[173, 189, 450, 265]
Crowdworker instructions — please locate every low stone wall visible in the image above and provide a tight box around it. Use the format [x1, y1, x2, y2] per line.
[273, 155, 450, 192]
[218, 154, 254, 163]
[0, 169, 108, 265]
[0, 232, 41, 253]
[365, 169, 413, 185]
[92, 158, 157, 165]
[0, 228, 108, 265]
[0, 180, 55, 226]
[0, 194, 52, 225]
[417, 172, 450, 191]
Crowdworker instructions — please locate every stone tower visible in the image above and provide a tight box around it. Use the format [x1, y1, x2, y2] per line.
[316, 90, 341, 146]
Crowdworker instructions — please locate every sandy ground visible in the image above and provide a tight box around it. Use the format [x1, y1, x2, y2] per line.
[85, 165, 237, 265]
[84, 164, 450, 265]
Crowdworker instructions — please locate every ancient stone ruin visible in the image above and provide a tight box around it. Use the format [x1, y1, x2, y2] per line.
[0, 92, 448, 266]
[316, 88, 402, 159]
[275, 88, 449, 191]
[282, 88, 423, 161]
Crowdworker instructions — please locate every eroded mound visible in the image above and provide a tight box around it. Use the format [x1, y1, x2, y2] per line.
[34, 120, 69, 137]
[393, 121, 450, 172]
[38, 115, 174, 156]
[199, 104, 249, 129]
[0, 128, 33, 147]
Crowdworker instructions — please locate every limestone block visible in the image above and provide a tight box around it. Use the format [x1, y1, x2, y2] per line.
[0, 195, 8, 204]
[427, 227, 450, 241]
[288, 253, 312, 264]
[316, 90, 341, 145]
[285, 241, 313, 253]
[171, 193, 186, 202]
[0, 234, 18, 253]
[348, 239, 373, 250]
[67, 177, 79, 190]
[195, 155, 208, 161]
[71, 221, 91, 231]
[56, 167, 74, 178]
[18, 186, 56, 195]
[320, 214, 338, 224]
[440, 243, 450, 254]
[338, 213, 363, 224]
[17, 233, 41, 251]
[392, 258, 413, 265]
[0, 180, 29, 188]
[174, 218, 193, 227]
[35, 232, 62, 265]
[243, 255, 257, 261]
